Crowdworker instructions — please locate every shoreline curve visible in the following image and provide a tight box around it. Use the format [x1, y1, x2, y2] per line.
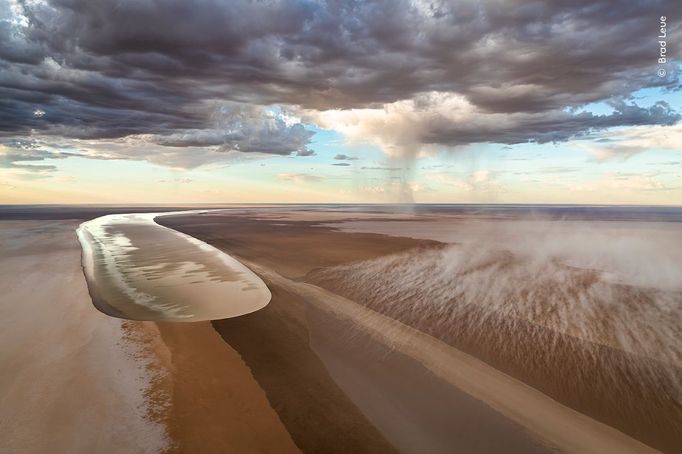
[76, 210, 271, 321]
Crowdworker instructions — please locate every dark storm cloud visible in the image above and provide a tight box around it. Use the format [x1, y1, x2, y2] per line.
[420, 100, 681, 146]
[1, 0, 681, 155]
[150, 102, 315, 156]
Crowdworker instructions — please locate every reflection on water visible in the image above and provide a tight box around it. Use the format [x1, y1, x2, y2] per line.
[77, 212, 270, 321]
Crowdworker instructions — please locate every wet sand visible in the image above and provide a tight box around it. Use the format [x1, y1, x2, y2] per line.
[160, 210, 675, 453]
[155, 321, 299, 453]
[212, 284, 400, 453]
[214, 279, 550, 453]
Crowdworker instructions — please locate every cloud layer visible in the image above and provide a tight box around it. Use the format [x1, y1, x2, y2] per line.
[1, 0, 681, 167]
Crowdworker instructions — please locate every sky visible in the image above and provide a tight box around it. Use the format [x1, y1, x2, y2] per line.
[1, 0, 681, 205]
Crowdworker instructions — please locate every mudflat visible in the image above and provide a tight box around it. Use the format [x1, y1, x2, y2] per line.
[160, 210, 674, 453]
[3, 207, 677, 453]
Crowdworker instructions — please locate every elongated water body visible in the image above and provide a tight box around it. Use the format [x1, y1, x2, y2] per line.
[77, 212, 271, 321]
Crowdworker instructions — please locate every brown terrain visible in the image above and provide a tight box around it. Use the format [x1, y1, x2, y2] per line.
[0, 219, 298, 454]
[160, 210, 681, 453]
[2, 207, 678, 453]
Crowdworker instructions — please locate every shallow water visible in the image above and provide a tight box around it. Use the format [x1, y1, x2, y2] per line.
[77, 212, 270, 321]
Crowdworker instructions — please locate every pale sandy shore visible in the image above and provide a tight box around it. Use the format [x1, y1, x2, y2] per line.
[0, 220, 298, 454]
[0, 220, 168, 453]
